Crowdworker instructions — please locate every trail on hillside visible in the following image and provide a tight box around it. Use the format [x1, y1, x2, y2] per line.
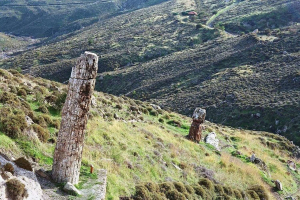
[206, 1, 240, 37]
[206, 1, 239, 28]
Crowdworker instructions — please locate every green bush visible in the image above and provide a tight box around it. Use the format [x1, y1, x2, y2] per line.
[248, 185, 269, 200]
[17, 89, 27, 97]
[159, 182, 175, 193]
[185, 185, 195, 194]
[247, 190, 260, 199]
[198, 178, 214, 191]
[32, 124, 50, 142]
[38, 105, 49, 114]
[144, 182, 158, 192]
[166, 190, 186, 200]
[173, 182, 187, 193]
[1, 113, 27, 139]
[159, 118, 165, 123]
[134, 185, 151, 200]
[193, 185, 206, 198]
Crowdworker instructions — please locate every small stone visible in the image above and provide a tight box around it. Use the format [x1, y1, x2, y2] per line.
[287, 160, 297, 171]
[25, 116, 34, 126]
[35, 169, 50, 180]
[63, 182, 82, 196]
[1, 171, 13, 180]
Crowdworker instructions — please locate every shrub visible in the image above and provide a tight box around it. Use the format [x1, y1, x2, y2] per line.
[134, 185, 151, 200]
[32, 124, 50, 142]
[185, 185, 195, 194]
[2, 113, 27, 139]
[193, 185, 206, 198]
[33, 115, 47, 128]
[159, 118, 165, 123]
[150, 110, 159, 116]
[166, 190, 186, 200]
[214, 184, 224, 195]
[159, 182, 175, 194]
[38, 105, 49, 114]
[115, 104, 122, 110]
[14, 157, 32, 171]
[173, 182, 187, 193]
[247, 190, 260, 199]
[233, 189, 243, 199]
[223, 186, 234, 196]
[144, 182, 158, 192]
[248, 185, 269, 200]
[167, 120, 182, 127]
[198, 178, 214, 191]
[4, 163, 14, 174]
[17, 89, 27, 97]
[51, 119, 61, 129]
[6, 178, 28, 200]
[151, 192, 167, 200]
[42, 114, 53, 125]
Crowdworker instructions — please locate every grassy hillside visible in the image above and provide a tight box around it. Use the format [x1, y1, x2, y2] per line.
[1, 69, 300, 199]
[97, 24, 300, 145]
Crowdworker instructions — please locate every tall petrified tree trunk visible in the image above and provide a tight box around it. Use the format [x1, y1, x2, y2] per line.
[52, 52, 98, 184]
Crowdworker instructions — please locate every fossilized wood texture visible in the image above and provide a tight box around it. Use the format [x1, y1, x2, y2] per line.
[188, 108, 206, 142]
[52, 52, 98, 184]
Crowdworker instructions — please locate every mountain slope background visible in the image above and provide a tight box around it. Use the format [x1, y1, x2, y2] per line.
[0, 0, 300, 145]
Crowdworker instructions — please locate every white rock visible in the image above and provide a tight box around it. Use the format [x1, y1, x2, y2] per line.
[205, 132, 220, 151]
[63, 182, 82, 196]
[150, 104, 161, 110]
[275, 180, 283, 191]
[0, 155, 43, 200]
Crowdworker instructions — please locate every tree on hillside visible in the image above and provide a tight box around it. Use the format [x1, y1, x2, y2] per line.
[52, 51, 98, 184]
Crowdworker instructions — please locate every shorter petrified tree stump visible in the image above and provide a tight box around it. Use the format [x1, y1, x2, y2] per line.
[188, 108, 206, 142]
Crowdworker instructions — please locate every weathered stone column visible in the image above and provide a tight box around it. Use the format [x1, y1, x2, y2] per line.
[188, 108, 206, 142]
[52, 52, 98, 184]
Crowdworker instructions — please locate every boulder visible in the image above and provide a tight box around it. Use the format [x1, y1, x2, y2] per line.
[25, 116, 34, 126]
[275, 180, 283, 191]
[0, 154, 43, 200]
[150, 104, 161, 110]
[63, 182, 82, 196]
[205, 132, 220, 151]
[91, 95, 97, 108]
[287, 160, 296, 171]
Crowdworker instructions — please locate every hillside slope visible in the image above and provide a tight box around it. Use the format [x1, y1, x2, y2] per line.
[0, 0, 300, 145]
[0, 69, 300, 199]
[0, 0, 167, 38]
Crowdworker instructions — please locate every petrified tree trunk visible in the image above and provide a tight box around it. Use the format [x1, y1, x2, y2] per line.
[188, 108, 206, 142]
[52, 52, 98, 184]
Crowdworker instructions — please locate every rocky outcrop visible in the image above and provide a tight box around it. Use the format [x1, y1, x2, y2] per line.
[205, 132, 220, 151]
[52, 52, 99, 184]
[0, 155, 43, 200]
[188, 108, 206, 142]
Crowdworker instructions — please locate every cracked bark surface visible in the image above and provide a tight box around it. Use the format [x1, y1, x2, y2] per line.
[52, 52, 98, 184]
